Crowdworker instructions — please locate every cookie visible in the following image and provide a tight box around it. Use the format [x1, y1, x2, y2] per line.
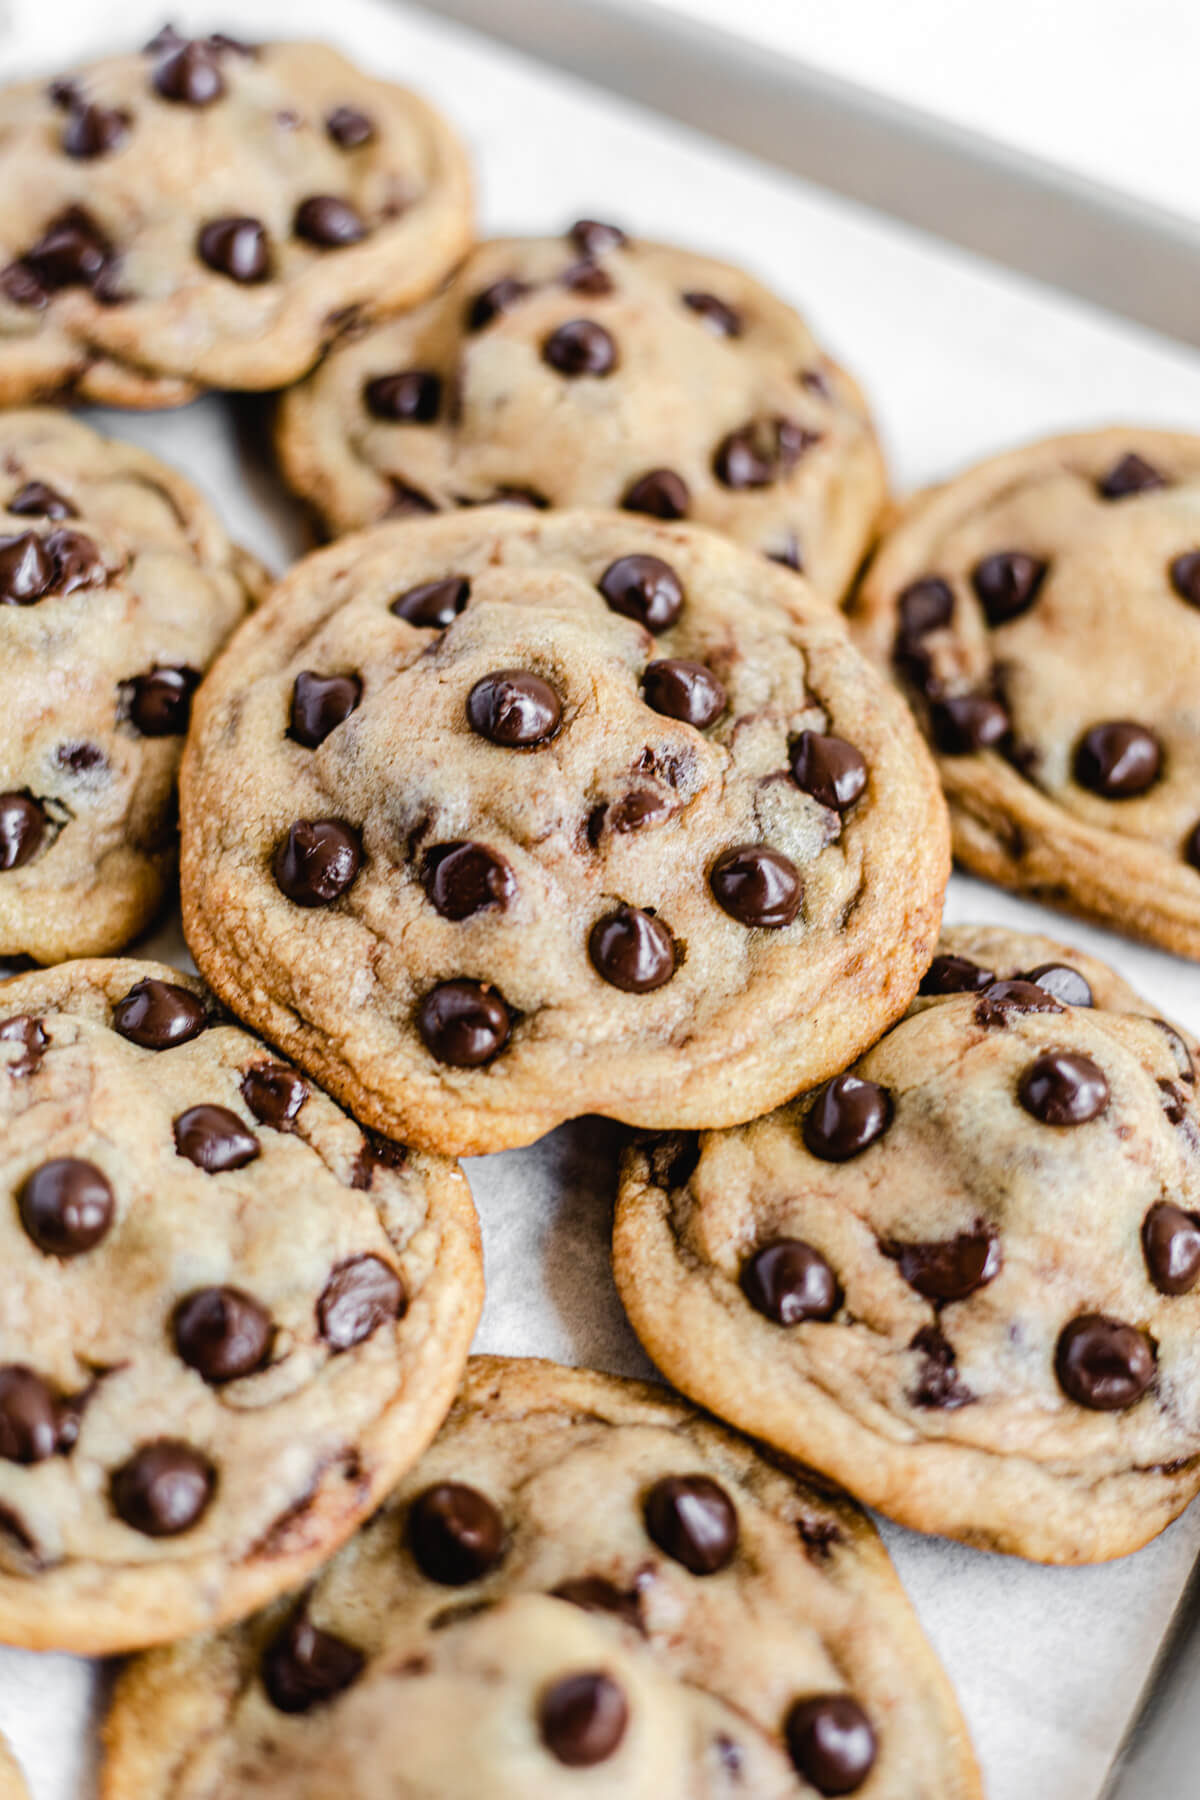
[275, 226, 886, 601]
[179, 508, 948, 1156]
[101, 1356, 980, 1799]
[614, 925, 1200, 1562]
[0, 409, 263, 964]
[0, 32, 472, 405]
[0, 1737, 26, 1800]
[0, 957, 481, 1653]
[853, 427, 1200, 956]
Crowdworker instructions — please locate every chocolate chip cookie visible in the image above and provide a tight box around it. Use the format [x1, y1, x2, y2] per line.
[0, 957, 481, 1653]
[275, 226, 887, 601]
[614, 924, 1200, 1562]
[0, 1737, 26, 1800]
[0, 409, 263, 964]
[101, 1356, 980, 1799]
[853, 427, 1200, 956]
[0, 32, 472, 405]
[179, 508, 948, 1156]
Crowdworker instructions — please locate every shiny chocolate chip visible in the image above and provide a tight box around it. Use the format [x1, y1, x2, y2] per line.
[552, 1578, 641, 1629]
[1097, 452, 1167, 499]
[326, 105, 374, 147]
[152, 41, 225, 104]
[113, 978, 206, 1049]
[417, 980, 511, 1066]
[18, 1158, 113, 1255]
[423, 841, 515, 920]
[803, 1074, 892, 1161]
[318, 1255, 406, 1350]
[240, 1063, 308, 1130]
[621, 468, 690, 519]
[713, 417, 817, 488]
[644, 1474, 738, 1574]
[560, 258, 614, 295]
[710, 844, 801, 928]
[0, 263, 45, 309]
[9, 481, 74, 519]
[785, 1695, 877, 1796]
[1074, 721, 1161, 796]
[790, 731, 867, 812]
[0, 793, 46, 868]
[273, 819, 362, 906]
[0, 531, 53, 604]
[1018, 1052, 1109, 1125]
[974, 979, 1064, 1027]
[111, 1441, 216, 1535]
[173, 1105, 261, 1173]
[288, 671, 362, 748]
[540, 1672, 628, 1766]
[466, 277, 532, 331]
[931, 693, 1010, 754]
[919, 954, 994, 995]
[25, 206, 110, 290]
[0, 1367, 67, 1464]
[682, 290, 742, 336]
[898, 576, 954, 640]
[391, 576, 469, 627]
[889, 1230, 1001, 1303]
[467, 671, 562, 746]
[197, 215, 269, 282]
[599, 553, 683, 630]
[1143, 1202, 1200, 1296]
[46, 528, 104, 593]
[262, 1614, 364, 1714]
[0, 1014, 48, 1076]
[62, 102, 130, 158]
[971, 551, 1047, 624]
[1056, 1314, 1155, 1410]
[294, 196, 367, 247]
[364, 369, 441, 421]
[542, 319, 617, 377]
[642, 658, 724, 727]
[589, 905, 675, 992]
[741, 1239, 840, 1324]
[569, 218, 627, 256]
[174, 1286, 272, 1383]
[1169, 551, 1200, 607]
[1021, 962, 1093, 1007]
[409, 1482, 505, 1584]
[128, 665, 200, 736]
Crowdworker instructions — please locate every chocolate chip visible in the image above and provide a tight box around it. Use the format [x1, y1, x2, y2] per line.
[713, 417, 818, 488]
[113, 978, 206, 1049]
[0, 793, 46, 870]
[889, 1230, 1001, 1303]
[1169, 551, 1200, 607]
[710, 844, 802, 928]
[1, 263, 47, 309]
[467, 671, 562, 746]
[240, 1062, 308, 1130]
[552, 1578, 641, 1629]
[0, 1367, 67, 1464]
[897, 576, 954, 640]
[741, 1239, 841, 1324]
[143, 24, 185, 53]
[174, 1286, 272, 1383]
[642, 658, 724, 727]
[417, 979, 511, 1065]
[111, 1440, 215, 1535]
[803, 1074, 892, 1161]
[391, 577, 469, 627]
[18, 1157, 113, 1255]
[644, 1474, 738, 1574]
[466, 277, 532, 331]
[1154, 1019, 1196, 1083]
[931, 693, 1010, 754]
[128, 665, 200, 736]
[46, 528, 104, 594]
[560, 259, 613, 295]
[974, 979, 1064, 1027]
[569, 219, 627, 257]
[173, 1104, 261, 1172]
[971, 551, 1047, 624]
[294, 196, 367, 247]
[790, 731, 867, 813]
[0, 1014, 48, 1076]
[9, 481, 74, 519]
[785, 1696, 877, 1796]
[542, 319, 617, 377]
[25, 205, 111, 292]
[602, 788, 670, 834]
[388, 481, 438, 517]
[909, 1324, 973, 1409]
[262, 1614, 364, 1714]
[682, 290, 742, 336]
[1021, 962, 1094, 1007]
[1056, 1314, 1155, 1410]
[621, 468, 690, 519]
[1159, 1077, 1190, 1125]
[62, 102, 130, 158]
[1097, 452, 1166, 499]
[197, 215, 269, 282]
[599, 554, 683, 630]
[364, 370, 441, 422]
[56, 741, 104, 775]
[1018, 1052, 1109, 1125]
[0, 532, 53, 604]
[1074, 721, 1161, 797]
[1143, 1202, 1200, 1296]
[273, 819, 362, 906]
[423, 841, 515, 919]
[48, 76, 81, 109]
[326, 105, 375, 147]
[589, 906, 675, 992]
[318, 1255, 406, 1350]
[152, 41, 225, 105]
[409, 1482, 505, 1584]
[288, 671, 362, 748]
[919, 953, 994, 995]
[540, 1672, 628, 1767]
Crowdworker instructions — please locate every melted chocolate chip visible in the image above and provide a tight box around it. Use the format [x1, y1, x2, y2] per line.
[174, 1286, 272, 1383]
[971, 551, 1047, 624]
[1018, 1052, 1109, 1125]
[46, 528, 104, 593]
[540, 1672, 628, 1766]
[898, 576, 954, 640]
[919, 953, 994, 995]
[589, 905, 676, 992]
[113, 978, 206, 1049]
[288, 671, 362, 748]
[391, 576, 469, 627]
[262, 1614, 365, 1714]
[9, 481, 73, 519]
[409, 1482, 505, 1584]
[0, 1367, 67, 1464]
[294, 196, 367, 247]
[318, 1255, 406, 1350]
[713, 417, 818, 488]
[128, 665, 200, 736]
[803, 1074, 892, 1161]
[364, 370, 441, 422]
[467, 671, 562, 746]
[62, 102, 130, 158]
[642, 658, 724, 727]
[1056, 1315, 1155, 1410]
[152, 41, 225, 105]
[240, 1063, 308, 1130]
[1169, 551, 1200, 607]
[909, 1324, 973, 1409]
[466, 277, 532, 331]
[326, 105, 375, 148]
[0, 531, 53, 604]
[111, 1440, 215, 1535]
[621, 468, 690, 519]
[273, 819, 362, 906]
[974, 979, 1064, 1027]
[1143, 1202, 1200, 1295]
[0, 1014, 48, 1076]
[644, 1474, 738, 1574]
[785, 1696, 877, 1796]
[18, 1157, 113, 1255]
[0, 793, 46, 869]
[197, 215, 269, 282]
[710, 844, 802, 928]
[1021, 962, 1094, 1007]
[173, 1105, 261, 1173]
[569, 219, 627, 256]
[1097, 452, 1166, 499]
[599, 553, 683, 630]
[417, 980, 511, 1066]
[931, 693, 1010, 754]
[889, 1229, 1001, 1303]
[682, 290, 742, 335]
[790, 731, 867, 812]
[741, 1239, 841, 1324]
[1074, 722, 1162, 797]
[423, 841, 515, 920]
[552, 1577, 642, 1629]
[542, 319, 617, 377]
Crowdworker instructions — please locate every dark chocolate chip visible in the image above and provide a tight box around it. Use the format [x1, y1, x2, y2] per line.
[974, 979, 1064, 1027]
[931, 693, 1010, 754]
[467, 671, 562, 746]
[273, 819, 362, 906]
[589, 905, 675, 992]
[1018, 1052, 1109, 1125]
[62, 102, 130, 158]
[113, 978, 205, 1049]
[56, 741, 104, 775]
[542, 319, 617, 377]
[971, 551, 1047, 624]
[606, 788, 673, 833]
[0, 263, 47, 309]
[197, 215, 269, 282]
[152, 41, 225, 105]
[0, 793, 46, 869]
[0, 1367, 67, 1464]
[642, 658, 724, 727]
[710, 844, 802, 928]
[599, 553, 683, 630]
[0, 531, 53, 604]
[48, 76, 82, 109]
[111, 1440, 215, 1534]
[1021, 962, 1094, 1007]
[741, 1239, 841, 1324]
[552, 1578, 641, 1629]
[1097, 452, 1167, 499]
[466, 277, 532, 331]
[288, 671, 362, 748]
[240, 1062, 308, 1130]
[294, 196, 367, 247]
[919, 953, 995, 995]
[560, 259, 613, 295]
[621, 468, 690, 520]
[262, 1614, 364, 1714]
[785, 1695, 877, 1796]
[318, 1255, 406, 1351]
[423, 841, 515, 920]
[789, 731, 867, 812]
[0, 1014, 48, 1076]
[1169, 551, 1200, 608]
[1154, 1019, 1196, 1083]
[24, 206, 111, 290]
[644, 1474, 738, 1574]
[46, 528, 104, 594]
[174, 1286, 272, 1383]
[1074, 722, 1162, 797]
[540, 1671, 628, 1766]
[388, 480, 438, 517]
[364, 370, 441, 422]
[128, 665, 200, 736]
[909, 1323, 973, 1409]
[569, 219, 627, 256]
[9, 481, 74, 519]
[1159, 1077, 1190, 1125]
[897, 576, 954, 640]
[409, 1482, 505, 1584]
[682, 290, 742, 336]
[889, 1230, 1001, 1303]
[417, 979, 511, 1066]
[18, 1157, 113, 1255]
[713, 417, 818, 488]
[803, 1074, 892, 1161]
[391, 576, 469, 628]
[173, 1104, 261, 1173]
[1056, 1314, 1155, 1410]
[1143, 1202, 1200, 1296]
[326, 105, 375, 147]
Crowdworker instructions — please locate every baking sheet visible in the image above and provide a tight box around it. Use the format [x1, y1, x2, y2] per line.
[4, 0, 1200, 1794]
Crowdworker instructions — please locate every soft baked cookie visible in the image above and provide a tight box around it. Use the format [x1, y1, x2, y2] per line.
[0, 958, 481, 1653]
[853, 427, 1200, 956]
[101, 1357, 980, 1800]
[614, 925, 1200, 1562]
[0, 1736, 26, 1800]
[275, 227, 886, 601]
[0, 31, 471, 404]
[179, 508, 948, 1156]
[0, 409, 262, 963]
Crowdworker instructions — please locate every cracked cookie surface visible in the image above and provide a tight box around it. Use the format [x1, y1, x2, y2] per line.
[614, 925, 1200, 1562]
[101, 1356, 980, 1800]
[0, 957, 481, 1653]
[0, 33, 471, 404]
[275, 228, 886, 602]
[180, 508, 948, 1156]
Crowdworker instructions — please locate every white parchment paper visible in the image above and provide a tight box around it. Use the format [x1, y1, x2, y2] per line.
[3, 2, 1200, 1795]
